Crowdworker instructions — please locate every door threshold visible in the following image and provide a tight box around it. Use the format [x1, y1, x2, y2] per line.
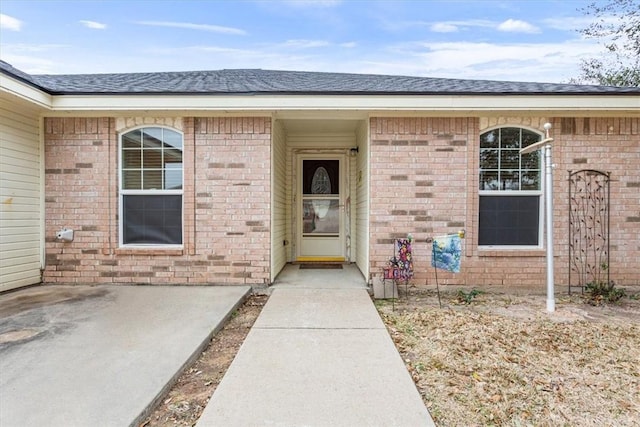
[296, 257, 346, 263]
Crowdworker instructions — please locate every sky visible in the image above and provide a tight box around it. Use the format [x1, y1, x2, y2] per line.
[0, 0, 611, 83]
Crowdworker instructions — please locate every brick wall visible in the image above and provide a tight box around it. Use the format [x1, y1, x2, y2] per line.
[42, 114, 639, 288]
[43, 116, 271, 285]
[554, 117, 640, 286]
[44, 118, 115, 283]
[369, 117, 477, 285]
[192, 117, 271, 285]
[370, 117, 640, 288]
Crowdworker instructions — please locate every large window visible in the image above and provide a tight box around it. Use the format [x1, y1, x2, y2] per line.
[120, 127, 183, 246]
[478, 127, 542, 247]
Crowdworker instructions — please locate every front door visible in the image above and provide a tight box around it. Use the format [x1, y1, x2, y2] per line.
[297, 156, 345, 261]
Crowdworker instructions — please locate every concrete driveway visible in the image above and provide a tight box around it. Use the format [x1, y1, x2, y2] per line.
[0, 284, 250, 427]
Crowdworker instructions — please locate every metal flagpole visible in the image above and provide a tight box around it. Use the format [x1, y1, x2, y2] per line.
[520, 123, 555, 313]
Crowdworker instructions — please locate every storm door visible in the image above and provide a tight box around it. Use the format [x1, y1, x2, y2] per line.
[297, 157, 345, 261]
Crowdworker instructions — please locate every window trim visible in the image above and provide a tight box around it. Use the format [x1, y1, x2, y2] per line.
[478, 126, 545, 250]
[118, 126, 184, 248]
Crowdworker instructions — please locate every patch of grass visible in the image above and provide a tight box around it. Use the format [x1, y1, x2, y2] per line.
[585, 280, 625, 305]
[413, 361, 427, 373]
[374, 299, 398, 308]
[628, 291, 640, 301]
[455, 289, 482, 305]
[395, 318, 417, 338]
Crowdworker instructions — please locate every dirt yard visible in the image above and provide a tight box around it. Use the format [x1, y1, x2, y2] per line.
[140, 286, 639, 427]
[140, 294, 268, 427]
[376, 286, 640, 427]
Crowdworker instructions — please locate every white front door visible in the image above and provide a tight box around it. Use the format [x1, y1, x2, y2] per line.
[297, 156, 345, 261]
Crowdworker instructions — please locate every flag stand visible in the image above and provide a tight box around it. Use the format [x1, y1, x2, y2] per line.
[426, 236, 443, 309]
[433, 261, 442, 309]
[429, 230, 464, 309]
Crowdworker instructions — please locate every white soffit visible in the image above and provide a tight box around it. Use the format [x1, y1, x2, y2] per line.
[48, 94, 640, 115]
[0, 75, 52, 110]
[2, 74, 638, 116]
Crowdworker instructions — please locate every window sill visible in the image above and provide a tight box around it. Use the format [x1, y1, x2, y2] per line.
[116, 247, 184, 256]
[478, 247, 546, 257]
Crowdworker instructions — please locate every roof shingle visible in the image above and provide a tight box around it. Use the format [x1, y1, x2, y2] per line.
[2, 60, 638, 95]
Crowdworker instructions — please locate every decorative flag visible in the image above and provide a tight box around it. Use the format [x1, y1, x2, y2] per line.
[431, 234, 462, 273]
[395, 239, 414, 280]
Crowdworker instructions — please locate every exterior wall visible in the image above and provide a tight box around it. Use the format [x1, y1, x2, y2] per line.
[369, 116, 640, 288]
[271, 119, 287, 281]
[44, 117, 115, 284]
[0, 98, 43, 291]
[355, 120, 369, 278]
[369, 117, 476, 285]
[40, 113, 639, 288]
[43, 116, 271, 285]
[552, 117, 640, 286]
[347, 142, 357, 261]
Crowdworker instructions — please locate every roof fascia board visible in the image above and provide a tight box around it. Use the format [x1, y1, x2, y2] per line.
[0, 74, 52, 110]
[49, 94, 640, 114]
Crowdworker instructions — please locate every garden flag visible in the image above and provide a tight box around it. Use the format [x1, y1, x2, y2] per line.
[395, 238, 414, 281]
[431, 234, 462, 273]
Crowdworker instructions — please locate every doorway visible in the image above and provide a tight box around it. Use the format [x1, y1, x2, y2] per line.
[297, 155, 346, 261]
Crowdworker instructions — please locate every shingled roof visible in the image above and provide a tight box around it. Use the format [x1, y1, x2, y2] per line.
[2, 60, 638, 95]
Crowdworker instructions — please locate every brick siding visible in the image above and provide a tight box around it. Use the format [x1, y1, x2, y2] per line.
[43, 115, 638, 288]
[44, 117, 271, 285]
[370, 116, 639, 287]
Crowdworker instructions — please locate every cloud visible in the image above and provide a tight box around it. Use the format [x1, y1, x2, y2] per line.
[3, 32, 600, 84]
[497, 19, 540, 34]
[0, 53, 56, 74]
[395, 18, 540, 35]
[392, 18, 512, 33]
[543, 16, 592, 32]
[184, 46, 258, 55]
[28, 36, 600, 83]
[282, 39, 330, 49]
[143, 43, 319, 72]
[3, 43, 70, 52]
[79, 20, 107, 30]
[430, 22, 459, 33]
[369, 39, 602, 83]
[0, 43, 70, 73]
[1, 13, 22, 31]
[135, 21, 247, 35]
[543, 15, 624, 33]
[166, 37, 599, 83]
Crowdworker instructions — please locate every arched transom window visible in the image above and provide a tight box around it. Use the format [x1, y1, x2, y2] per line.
[478, 127, 542, 247]
[119, 127, 183, 246]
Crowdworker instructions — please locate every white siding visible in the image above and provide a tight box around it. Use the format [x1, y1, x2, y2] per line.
[348, 150, 356, 261]
[0, 98, 42, 291]
[271, 120, 287, 282]
[355, 120, 369, 280]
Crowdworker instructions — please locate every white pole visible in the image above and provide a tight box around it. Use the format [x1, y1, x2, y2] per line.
[520, 124, 555, 313]
[544, 143, 555, 312]
[544, 124, 555, 313]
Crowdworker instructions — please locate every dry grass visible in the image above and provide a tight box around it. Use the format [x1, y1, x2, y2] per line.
[377, 289, 640, 427]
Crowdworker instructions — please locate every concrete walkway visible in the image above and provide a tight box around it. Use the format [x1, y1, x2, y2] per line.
[0, 285, 250, 427]
[198, 266, 435, 426]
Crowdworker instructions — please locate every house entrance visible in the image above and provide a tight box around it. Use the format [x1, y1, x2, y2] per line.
[297, 155, 345, 261]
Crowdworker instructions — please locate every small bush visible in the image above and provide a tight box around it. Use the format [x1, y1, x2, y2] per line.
[585, 280, 625, 305]
[455, 289, 482, 305]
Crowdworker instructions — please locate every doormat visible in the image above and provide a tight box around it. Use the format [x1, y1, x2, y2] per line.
[299, 264, 343, 270]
